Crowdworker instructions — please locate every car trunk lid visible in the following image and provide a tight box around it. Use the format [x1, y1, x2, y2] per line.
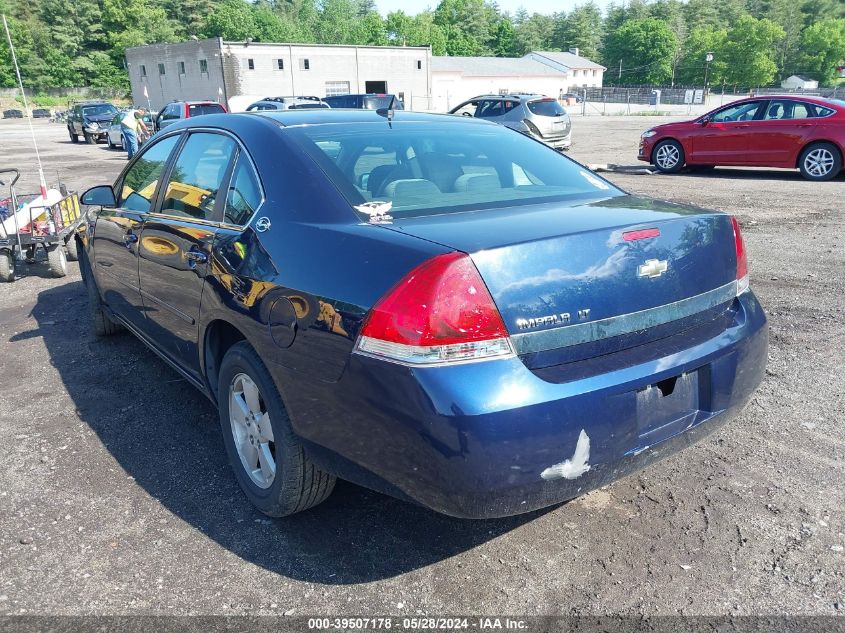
[381, 194, 738, 367]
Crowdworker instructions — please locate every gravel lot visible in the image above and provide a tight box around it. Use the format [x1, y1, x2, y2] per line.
[0, 117, 843, 618]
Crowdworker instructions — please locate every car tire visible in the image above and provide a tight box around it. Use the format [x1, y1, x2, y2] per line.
[120, 135, 125, 151]
[652, 139, 685, 173]
[107, 135, 114, 149]
[80, 251, 122, 336]
[798, 142, 842, 182]
[68, 127, 78, 143]
[64, 235, 79, 261]
[217, 341, 336, 517]
[46, 244, 67, 277]
[0, 250, 15, 282]
[84, 132, 96, 145]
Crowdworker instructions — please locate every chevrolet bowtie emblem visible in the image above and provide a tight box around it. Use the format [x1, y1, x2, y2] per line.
[638, 258, 668, 278]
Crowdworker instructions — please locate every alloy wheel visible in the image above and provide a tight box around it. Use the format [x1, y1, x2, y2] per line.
[229, 372, 276, 489]
[804, 148, 834, 178]
[655, 144, 680, 169]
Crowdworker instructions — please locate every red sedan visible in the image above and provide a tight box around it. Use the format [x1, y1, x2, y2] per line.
[638, 95, 845, 181]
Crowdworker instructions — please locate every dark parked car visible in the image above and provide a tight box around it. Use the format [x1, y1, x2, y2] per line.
[155, 101, 227, 132]
[639, 95, 845, 180]
[32, 108, 51, 118]
[3, 109, 23, 119]
[78, 110, 767, 519]
[246, 96, 330, 111]
[322, 94, 404, 110]
[449, 93, 572, 150]
[67, 101, 120, 144]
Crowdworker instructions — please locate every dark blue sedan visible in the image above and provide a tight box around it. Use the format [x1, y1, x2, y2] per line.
[78, 110, 768, 518]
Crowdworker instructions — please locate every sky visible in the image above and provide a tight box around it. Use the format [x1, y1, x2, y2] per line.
[375, 0, 615, 16]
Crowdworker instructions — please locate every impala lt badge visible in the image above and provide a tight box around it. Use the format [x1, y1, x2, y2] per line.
[638, 258, 668, 279]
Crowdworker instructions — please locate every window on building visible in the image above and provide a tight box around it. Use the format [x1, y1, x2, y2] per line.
[417, 60, 422, 70]
[325, 81, 350, 96]
[592, 69, 596, 77]
[178, 61, 185, 75]
[158, 63, 166, 76]
[199, 59, 208, 74]
[498, 88, 509, 95]
[276, 58, 284, 70]
[245, 58, 255, 70]
[300, 58, 310, 70]
[573, 69, 579, 77]
[140, 65, 147, 77]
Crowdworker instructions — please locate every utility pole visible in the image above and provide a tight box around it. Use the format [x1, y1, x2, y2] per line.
[704, 52, 714, 97]
[618, 59, 622, 81]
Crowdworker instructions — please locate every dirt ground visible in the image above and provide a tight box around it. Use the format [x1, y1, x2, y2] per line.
[0, 117, 843, 619]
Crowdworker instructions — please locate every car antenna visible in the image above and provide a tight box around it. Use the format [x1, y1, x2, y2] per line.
[377, 95, 396, 127]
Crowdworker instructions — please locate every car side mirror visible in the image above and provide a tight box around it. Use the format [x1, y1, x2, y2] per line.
[81, 185, 117, 207]
[700, 117, 710, 126]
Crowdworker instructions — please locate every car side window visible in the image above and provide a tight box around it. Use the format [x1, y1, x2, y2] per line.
[453, 101, 479, 117]
[224, 154, 262, 226]
[119, 135, 181, 212]
[158, 133, 237, 221]
[711, 101, 762, 122]
[476, 100, 504, 118]
[763, 100, 810, 120]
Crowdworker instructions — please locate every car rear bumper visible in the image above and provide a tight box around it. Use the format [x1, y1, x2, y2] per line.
[283, 291, 768, 518]
[539, 131, 572, 150]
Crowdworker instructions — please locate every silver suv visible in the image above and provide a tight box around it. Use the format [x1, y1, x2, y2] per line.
[449, 93, 572, 150]
[246, 96, 330, 111]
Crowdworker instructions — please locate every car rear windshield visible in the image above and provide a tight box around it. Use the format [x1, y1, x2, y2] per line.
[288, 121, 620, 220]
[526, 98, 567, 117]
[188, 104, 225, 116]
[82, 104, 118, 117]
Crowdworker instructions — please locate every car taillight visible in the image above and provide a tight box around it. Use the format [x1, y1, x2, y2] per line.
[357, 252, 514, 365]
[731, 216, 749, 295]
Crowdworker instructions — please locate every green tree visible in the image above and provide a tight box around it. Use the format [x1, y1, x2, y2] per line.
[493, 17, 517, 57]
[203, 0, 258, 40]
[800, 19, 845, 85]
[513, 12, 554, 55]
[552, 2, 603, 61]
[676, 25, 728, 86]
[720, 14, 785, 87]
[253, 6, 300, 41]
[434, 0, 497, 56]
[603, 17, 678, 84]
[360, 11, 387, 46]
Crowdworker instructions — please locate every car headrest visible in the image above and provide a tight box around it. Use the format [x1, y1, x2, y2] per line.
[453, 173, 501, 192]
[383, 179, 441, 205]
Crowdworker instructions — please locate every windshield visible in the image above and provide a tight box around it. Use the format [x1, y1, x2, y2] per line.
[527, 99, 567, 117]
[83, 104, 118, 117]
[188, 104, 225, 116]
[289, 121, 620, 220]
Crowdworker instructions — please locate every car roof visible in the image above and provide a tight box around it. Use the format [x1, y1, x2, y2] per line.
[159, 110, 493, 135]
[253, 109, 488, 127]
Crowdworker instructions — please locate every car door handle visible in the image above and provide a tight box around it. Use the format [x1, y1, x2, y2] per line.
[185, 250, 208, 264]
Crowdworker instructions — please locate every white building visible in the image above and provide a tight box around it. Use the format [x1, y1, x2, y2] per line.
[431, 50, 605, 111]
[780, 75, 819, 91]
[125, 38, 433, 112]
[524, 50, 605, 89]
